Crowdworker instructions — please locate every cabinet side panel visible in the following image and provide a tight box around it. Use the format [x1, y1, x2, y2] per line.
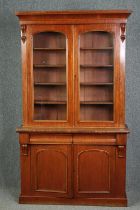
[21, 25, 28, 125]
[119, 24, 126, 126]
[114, 134, 127, 197]
[19, 134, 31, 196]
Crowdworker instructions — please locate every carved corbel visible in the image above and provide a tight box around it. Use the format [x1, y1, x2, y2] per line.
[117, 145, 126, 158]
[120, 23, 126, 43]
[21, 25, 27, 43]
[21, 144, 28, 156]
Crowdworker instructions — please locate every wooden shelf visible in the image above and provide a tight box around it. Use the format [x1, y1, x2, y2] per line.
[80, 65, 113, 68]
[34, 48, 66, 51]
[34, 82, 66, 86]
[80, 47, 113, 50]
[80, 101, 113, 105]
[80, 82, 113, 86]
[34, 64, 66, 68]
[34, 100, 67, 105]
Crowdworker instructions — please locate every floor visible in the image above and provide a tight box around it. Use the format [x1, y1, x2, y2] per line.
[0, 188, 140, 210]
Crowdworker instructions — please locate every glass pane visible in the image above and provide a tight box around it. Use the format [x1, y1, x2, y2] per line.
[79, 31, 114, 121]
[33, 32, 67, 120]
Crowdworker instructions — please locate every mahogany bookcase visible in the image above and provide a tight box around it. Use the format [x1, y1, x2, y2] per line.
[16, 10, 131, 206]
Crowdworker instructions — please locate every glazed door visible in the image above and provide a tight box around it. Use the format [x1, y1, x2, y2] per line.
[74, 24, 120, 127]
[27, 25, 74, 126]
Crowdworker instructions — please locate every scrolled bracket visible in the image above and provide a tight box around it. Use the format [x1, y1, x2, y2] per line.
[21, 25, 27, 43]
[120, 23, 126, 43]
[21, 144, 28, 156]
[117, 145, 126, 158]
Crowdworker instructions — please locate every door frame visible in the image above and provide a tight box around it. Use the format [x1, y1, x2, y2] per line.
[23, 25, 74, 127]
[73, 24, 120, 127]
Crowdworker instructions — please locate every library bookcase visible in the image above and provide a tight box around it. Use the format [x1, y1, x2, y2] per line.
[16, 10, 131, 206]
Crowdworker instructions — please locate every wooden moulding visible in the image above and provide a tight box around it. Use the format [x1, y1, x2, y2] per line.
[16, 10, 132, 25]
[19, 196, 127, 206]
[16, 126, 130, 134]
[16, 10, 132, 15]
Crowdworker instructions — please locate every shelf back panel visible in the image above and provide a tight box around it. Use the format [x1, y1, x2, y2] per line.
[79, 31, 114, 121]
[33, 31, 67, 121]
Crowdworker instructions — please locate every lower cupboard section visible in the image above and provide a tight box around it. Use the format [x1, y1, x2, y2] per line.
[19, 139, 127, 205]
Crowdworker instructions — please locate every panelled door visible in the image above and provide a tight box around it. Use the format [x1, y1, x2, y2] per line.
[31, 144, 72, 198]
[74, 24, 120, 127]
[74, 144, 116, 198]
